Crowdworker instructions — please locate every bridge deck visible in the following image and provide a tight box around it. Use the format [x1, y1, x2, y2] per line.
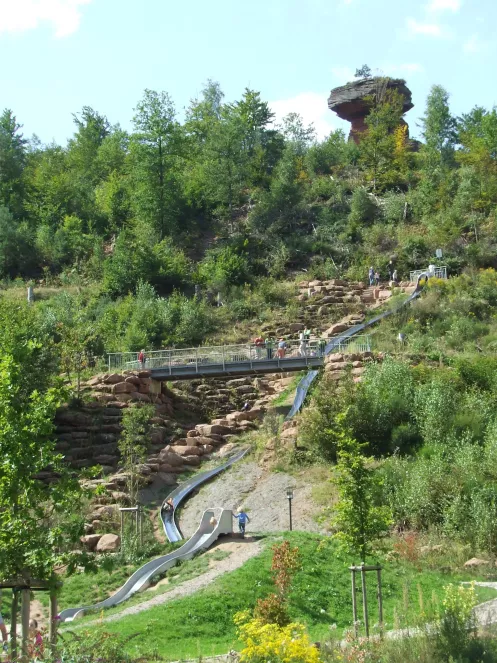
[150, 355, 324, 381]
[107, 335, 372, 381]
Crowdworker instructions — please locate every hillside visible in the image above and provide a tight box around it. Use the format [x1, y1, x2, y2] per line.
[3, 74, 497, 663]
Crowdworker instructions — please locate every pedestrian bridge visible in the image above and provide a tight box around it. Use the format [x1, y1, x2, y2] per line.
[107, 336, 371, 381]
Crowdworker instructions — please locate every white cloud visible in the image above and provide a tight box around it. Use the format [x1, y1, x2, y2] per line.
[269, 93, 337, 141]
[0, 0, 92, 38]
[426, 0, 461, 12]
[406, 17, 442, 37]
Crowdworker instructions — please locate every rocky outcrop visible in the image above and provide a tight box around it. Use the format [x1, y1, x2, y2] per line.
[328, 77, 413, 143]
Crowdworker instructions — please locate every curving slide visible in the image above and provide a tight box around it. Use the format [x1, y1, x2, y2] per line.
[59, 277, 428, 621]
[286, 274, 428, 419]
[59, 449, 250, 622]
[161, 447, 250, 543]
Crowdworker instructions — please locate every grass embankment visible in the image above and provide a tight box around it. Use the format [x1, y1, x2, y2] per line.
[63, 532, 497, 662]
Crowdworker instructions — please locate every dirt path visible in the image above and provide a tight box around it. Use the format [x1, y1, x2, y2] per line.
[68, 538, 262, 627]
[178, 461, 325, 538]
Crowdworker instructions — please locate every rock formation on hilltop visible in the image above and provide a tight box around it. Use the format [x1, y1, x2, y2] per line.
[328, 77, 414, 143]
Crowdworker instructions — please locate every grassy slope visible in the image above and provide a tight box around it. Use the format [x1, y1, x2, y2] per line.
[65, 532, 497, 662]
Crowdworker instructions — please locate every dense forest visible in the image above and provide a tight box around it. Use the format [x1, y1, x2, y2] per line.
[1, 78, 497, 353]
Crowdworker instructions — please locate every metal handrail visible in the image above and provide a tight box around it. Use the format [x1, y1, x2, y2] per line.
[410, 266, 447, 281]
[107, 336, 372, 373]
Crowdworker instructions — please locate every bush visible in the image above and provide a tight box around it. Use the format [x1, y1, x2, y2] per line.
[198, 246, 250, 291]
[234, 613, 321, 663]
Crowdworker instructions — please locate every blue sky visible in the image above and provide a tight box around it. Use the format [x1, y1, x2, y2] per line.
[0, 0, 496, 144]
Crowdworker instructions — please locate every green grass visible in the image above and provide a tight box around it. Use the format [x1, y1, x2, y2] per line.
[64, 532, 497, 662]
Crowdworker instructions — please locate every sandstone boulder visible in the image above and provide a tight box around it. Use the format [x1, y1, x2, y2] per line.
[182, 455, 201, 466]
[104, 374, 125, 384]
[196, 424, 233, 436]
[96, 533, 121, 553]
[80, 534, 102, 551]
[125, 376, 141, 386]
[464, 557, 490, 568]
[112, 382, 136, 394]
[174, 445, 203, 456]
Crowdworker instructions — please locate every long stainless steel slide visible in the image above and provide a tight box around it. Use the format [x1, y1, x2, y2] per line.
[161, 447, 250, 542]
[59, 508, 234, 622]
[286, 274, 428, 419]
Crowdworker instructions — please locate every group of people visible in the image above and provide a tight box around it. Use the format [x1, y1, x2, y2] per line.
[254, 329, 325, 360]
[368, 261, 399, 286]
[253, 336, 289, 359]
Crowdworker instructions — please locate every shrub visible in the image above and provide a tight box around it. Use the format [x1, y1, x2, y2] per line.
[234, 612, 321, 663]
[437, 583, 477, 661]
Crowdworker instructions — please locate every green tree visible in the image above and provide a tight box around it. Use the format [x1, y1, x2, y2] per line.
[118, 405, 155, 506]
[279, 112, 316, 155]
[333, 422, 392, 562]
[355, 65, 372, 79]
[0, 301, 85, 581]
[130, 89, 183, 238]
[420, 85, 457, 169]
[359, 87, 407, 190]
[0, 109, 27, 217]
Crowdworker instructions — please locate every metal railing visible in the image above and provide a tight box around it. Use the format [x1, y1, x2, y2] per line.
[410, 266, 447, 281]
[107, 335, 372, 374]
[328, 334, 372, 354]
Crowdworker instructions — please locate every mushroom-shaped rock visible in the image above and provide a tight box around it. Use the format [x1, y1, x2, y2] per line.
[328, 77, 413, 143]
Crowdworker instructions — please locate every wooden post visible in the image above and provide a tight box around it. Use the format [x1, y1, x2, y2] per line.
[120, 509, 124, 550]
[351, 568, 358, 638]
[10, 589, 18, 661]
[377, 567, 383, 636]
[360, 564, 369, 638]
[49, 590, 58, 654]
[21, 588, 30, 662]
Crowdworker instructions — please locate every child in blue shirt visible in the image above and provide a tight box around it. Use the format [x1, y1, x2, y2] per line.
[233, 509, 250, 537]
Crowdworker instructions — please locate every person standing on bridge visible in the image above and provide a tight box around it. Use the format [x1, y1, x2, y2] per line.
[138, 349, 146, 369]
[277, 338, 287, 358]
[298, 330, 307, 357]
[254, 335, 264, 359]
[265, 337, 274, 360]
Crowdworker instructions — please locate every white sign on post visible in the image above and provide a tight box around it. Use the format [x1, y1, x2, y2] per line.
[436, 248, 443, 258]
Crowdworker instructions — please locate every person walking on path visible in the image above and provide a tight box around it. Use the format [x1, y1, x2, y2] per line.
[374, 270, 380, 286]
[392, 269, 398, 285]
[138, 349, 146, 369]
[0, 612, 7, 652]
[388, 260, 394, 281]
[368, 266, 375, 286]
[233, 509, 250, 538]
[265, 337, 274, 360]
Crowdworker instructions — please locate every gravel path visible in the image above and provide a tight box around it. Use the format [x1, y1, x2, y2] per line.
[179, 461, 325, 537]
[71, 538, 262, 627]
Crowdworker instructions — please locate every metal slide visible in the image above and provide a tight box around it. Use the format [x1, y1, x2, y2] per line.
[59, 277, 427, 621]
[59, 507, 234, 622]
[286, 274, 428, 420]
[59, 448, 250, 621]
[161, 447, 250, 542]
